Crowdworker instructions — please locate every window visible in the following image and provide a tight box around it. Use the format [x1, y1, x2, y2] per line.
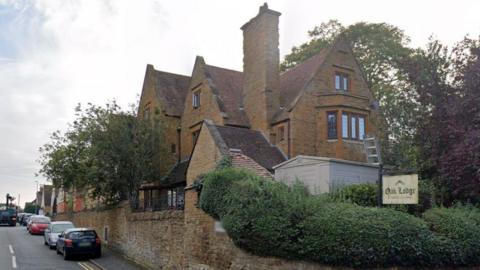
[192, 130, 200, 145]
[171, 143, 176, 154]
[192, 91, 201, 108]
[167, 187, 185, 209]
[335, 73, 349, 91]
[327, 112, 337, 139]
[341, 112, 366, 140]
[351, 115, 357, 139]
[278, 126, 285, 142]
[358, 117, 365, 139]
[342, 113, 348, 139]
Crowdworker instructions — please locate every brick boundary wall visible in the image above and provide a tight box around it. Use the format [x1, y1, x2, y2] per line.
[55, 201, 185, 269]
[56, 200, 474, 270]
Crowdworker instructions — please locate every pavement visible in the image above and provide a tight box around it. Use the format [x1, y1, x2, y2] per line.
[0, 224, 147, 270]
[91, 246, 147, 270]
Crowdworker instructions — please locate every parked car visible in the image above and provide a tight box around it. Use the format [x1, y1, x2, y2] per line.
[44, 221, 75, 249]
[16, 213, 24, 224]
[56, 228, 101, 260]
[28, 215, 51, 235]
[20, 213, 32, 226]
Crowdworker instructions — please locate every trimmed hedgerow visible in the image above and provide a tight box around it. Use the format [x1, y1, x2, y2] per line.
[331, 183, 377, 207]
[198, 168, 478, 267]
[423, 206, 480, 265]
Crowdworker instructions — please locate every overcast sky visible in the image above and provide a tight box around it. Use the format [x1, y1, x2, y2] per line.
[0, 0, 479, 206]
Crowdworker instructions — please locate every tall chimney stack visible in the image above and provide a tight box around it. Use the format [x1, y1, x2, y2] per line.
[241, 3, 281, 137]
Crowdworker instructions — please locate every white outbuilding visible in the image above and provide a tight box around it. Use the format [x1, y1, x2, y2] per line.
[273, 155, 379, 195]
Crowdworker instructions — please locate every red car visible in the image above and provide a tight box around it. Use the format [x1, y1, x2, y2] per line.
[28, 216, 51, 235]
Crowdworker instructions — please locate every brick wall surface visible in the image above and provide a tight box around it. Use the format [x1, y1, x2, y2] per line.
[55, 201, 185, 269]
[180, 60, 225, 160]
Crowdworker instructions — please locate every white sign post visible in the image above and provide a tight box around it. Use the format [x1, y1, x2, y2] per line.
[382, 174, 418, 204]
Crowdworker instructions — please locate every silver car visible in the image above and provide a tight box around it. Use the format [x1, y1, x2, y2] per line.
[44, 221, 75, 249]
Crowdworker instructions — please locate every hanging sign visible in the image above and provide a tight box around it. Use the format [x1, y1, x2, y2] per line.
[382, 174, 418, 204]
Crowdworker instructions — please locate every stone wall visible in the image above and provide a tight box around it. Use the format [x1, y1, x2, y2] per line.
[55, 201, 185, 269]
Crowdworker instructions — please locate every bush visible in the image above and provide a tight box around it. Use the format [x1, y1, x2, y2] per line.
[423, 206, 480, 265]
[331, 183, 377, 207]
[221, 177, 312, 259]
[198, 167, 479, 267]
[300, 201, 452, 267]
[197, 168, 255, 219]
[330, 180, 436, 216]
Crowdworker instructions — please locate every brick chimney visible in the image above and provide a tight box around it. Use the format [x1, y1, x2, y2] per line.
[241, 3, 281, 137]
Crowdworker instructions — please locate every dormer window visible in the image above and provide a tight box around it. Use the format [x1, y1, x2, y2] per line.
[192, 91, 201, 108]
[335, 73, 349, 91]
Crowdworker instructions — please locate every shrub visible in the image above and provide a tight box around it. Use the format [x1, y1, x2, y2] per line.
[331, 183, 377, 207]
[197, 167, 255, 219]
[198, 167, 479, 267]
[423, 206, 480, 265]
[222, 177, 312, 259]
[300, 201, 452, 267]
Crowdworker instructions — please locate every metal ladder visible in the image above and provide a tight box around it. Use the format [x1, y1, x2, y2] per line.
[363, 137, 381, 165]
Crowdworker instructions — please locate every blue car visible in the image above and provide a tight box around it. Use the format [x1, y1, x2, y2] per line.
[56, 228, 101, 260]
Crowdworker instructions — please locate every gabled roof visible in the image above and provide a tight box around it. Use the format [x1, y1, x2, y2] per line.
[204, 64, 250, 127]
[144, 65, 190, 117]
[205, 121, 286, 171]
[271, 49, 329, 123]
[279, 49, 329, 108]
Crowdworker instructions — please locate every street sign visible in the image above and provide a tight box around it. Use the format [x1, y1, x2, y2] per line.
[382, 174, 418, 204]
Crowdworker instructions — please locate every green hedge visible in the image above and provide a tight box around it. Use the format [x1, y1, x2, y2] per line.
[331, 183, 377, 206]
[423, 206, 480, 265]
[330, 180, 436, 216]
[198, 168, 480, 267]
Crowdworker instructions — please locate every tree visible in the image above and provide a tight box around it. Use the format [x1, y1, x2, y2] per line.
[38, 101, 166, 205]
[281, 20, 418, 170]
[24, 202, 36, 214]
[400, 37, 480, 204]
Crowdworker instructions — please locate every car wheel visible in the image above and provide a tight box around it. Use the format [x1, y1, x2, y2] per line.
[49, 244, 55, 250]
[63, 248, 69, 260]
[93, 249, 101, 258]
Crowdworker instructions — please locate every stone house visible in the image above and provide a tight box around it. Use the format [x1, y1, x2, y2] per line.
[56, 4, 381, 269]
[136, 3, 378, 209]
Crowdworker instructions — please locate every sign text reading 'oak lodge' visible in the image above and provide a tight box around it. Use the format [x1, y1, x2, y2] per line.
[382, 174, 418, 204]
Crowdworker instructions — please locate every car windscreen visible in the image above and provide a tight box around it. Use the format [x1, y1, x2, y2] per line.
[68, 231, 97, 239]
[51, 224, 74, 233]
[32, 217, 50, 224]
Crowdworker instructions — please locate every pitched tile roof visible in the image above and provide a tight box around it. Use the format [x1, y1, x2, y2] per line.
[230, 150, 273, 178]
[207, 123, 286, 171]
[151, 68, 190, 117]
[160, 159, 189, 187]
[204, 65, 250, 127]
[141, 160, 189, 190]
[272, 49, 329, 123]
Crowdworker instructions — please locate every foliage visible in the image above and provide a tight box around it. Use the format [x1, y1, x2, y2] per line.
[400, 37, 480, 204]
[197, 167, 480, 267]
[331, 183, 377, 207]
[280, 20, 418, 170]
[300, 202, 451, 267]
[38, 101, 166, 205]
[423, 206, 480, 265]
[329, 180, 435, 215]
[23, 202, 37, 214]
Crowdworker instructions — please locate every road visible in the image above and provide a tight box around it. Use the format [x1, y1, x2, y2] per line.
[0, 225, 145, 270]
